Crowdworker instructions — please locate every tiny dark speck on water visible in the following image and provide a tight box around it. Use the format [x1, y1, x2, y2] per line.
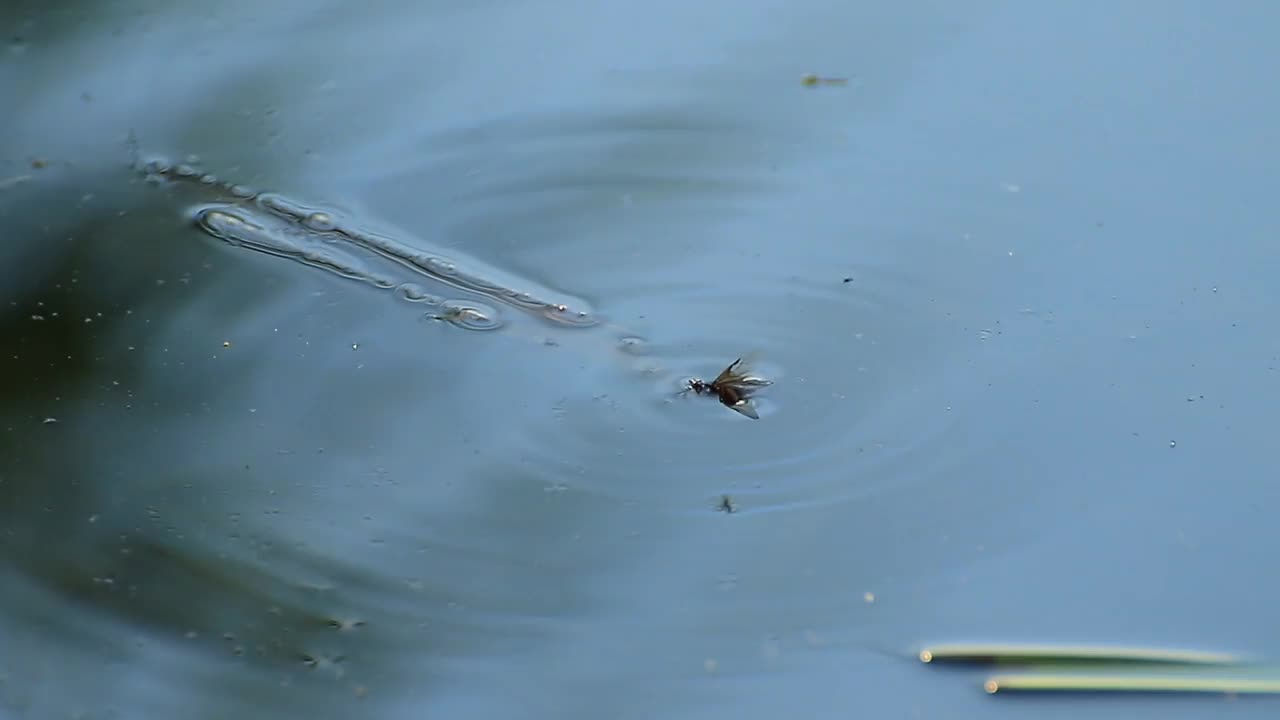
[842, 277, 853, 283]
[718, 495, 736, 514]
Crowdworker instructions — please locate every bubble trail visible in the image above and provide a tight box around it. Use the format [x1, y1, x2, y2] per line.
[195, 208, 403, 290]
[137, 154, 596, 328]
[260, 193, 597, 328]
[141, 153, 684, 376]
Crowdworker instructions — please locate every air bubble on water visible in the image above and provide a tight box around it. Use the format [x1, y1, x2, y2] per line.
[558, 307, 598, 327]
[304, 212, 337, 232]
[258, 193, 309, 219]
[425, 257, 456, 276]
[142, 158, 171, 174]
[326, 617, 366, 632]
[433, 300, 502, 331]
[395, 283, 441, 304]
[541, 303, 578, 323]
[617, 336, 649, 355]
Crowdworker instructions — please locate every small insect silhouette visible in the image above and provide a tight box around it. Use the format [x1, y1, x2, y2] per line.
[684, 357, 773, 419]
[717, 494, 737, 513]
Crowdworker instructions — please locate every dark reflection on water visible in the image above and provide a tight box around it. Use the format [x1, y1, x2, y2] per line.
[5, 1, 1280, 719]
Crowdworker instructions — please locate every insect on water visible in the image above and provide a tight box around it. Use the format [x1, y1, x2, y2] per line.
[683, 357, 773, 419]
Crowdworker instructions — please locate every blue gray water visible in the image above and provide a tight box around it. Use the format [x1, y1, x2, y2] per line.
[2, 2, 1278, 718]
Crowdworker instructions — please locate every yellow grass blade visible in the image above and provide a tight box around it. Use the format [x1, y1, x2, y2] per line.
[984, 670, 1280, 695]
[918, 643, 1243, 667]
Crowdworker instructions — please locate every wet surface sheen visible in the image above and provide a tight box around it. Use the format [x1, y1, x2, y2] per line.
[3, 1, 1280, 719]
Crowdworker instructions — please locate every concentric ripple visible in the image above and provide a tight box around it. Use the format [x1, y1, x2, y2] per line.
[137, 151, 1013, 530]
[496, 264, 998, 520]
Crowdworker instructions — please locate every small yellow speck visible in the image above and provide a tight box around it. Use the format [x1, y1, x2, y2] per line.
[222, 341, 232, 348]
[984, 679, 999, 694]
[801, 74, 849, 87]
[864, 591, 875, 604]
[919, 650, 934, 663]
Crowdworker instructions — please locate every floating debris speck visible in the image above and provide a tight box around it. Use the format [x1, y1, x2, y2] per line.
[801, 74, 849, 88]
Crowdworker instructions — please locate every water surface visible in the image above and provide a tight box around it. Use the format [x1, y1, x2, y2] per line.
[2, 1, 1278, 718]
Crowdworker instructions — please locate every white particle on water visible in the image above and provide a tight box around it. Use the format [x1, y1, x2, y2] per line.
[304, 212, 337, 232]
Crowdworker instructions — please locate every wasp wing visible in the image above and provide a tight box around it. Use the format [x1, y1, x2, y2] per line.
[712, 358, 745, 385]
[728, 400, 760, 420]
[714, 352, 768, 382]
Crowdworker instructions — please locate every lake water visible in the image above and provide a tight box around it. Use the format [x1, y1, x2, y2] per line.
[2, 2, 1278, 718]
